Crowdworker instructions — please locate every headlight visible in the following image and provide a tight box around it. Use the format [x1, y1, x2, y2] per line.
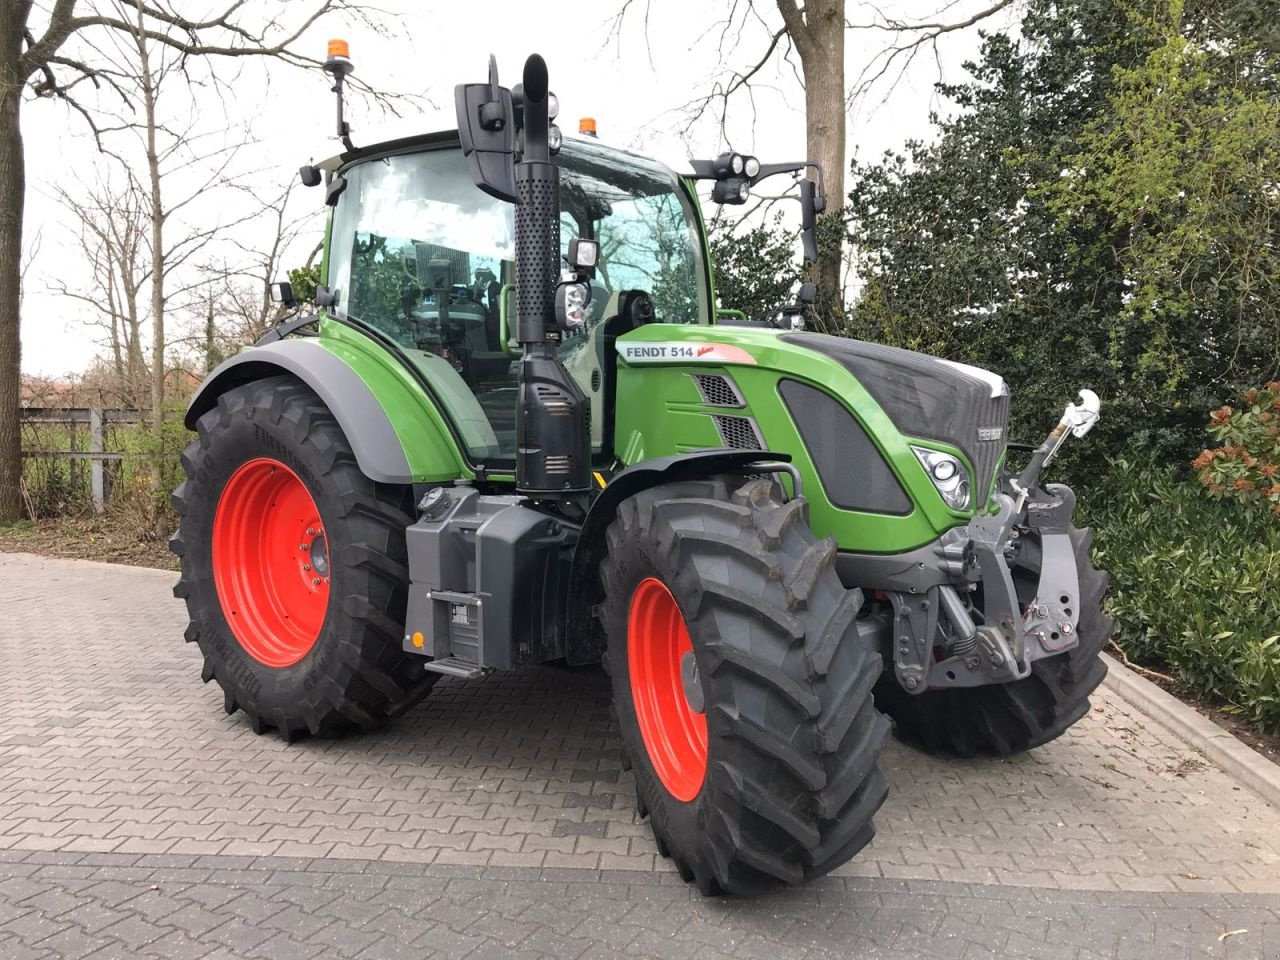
[555, 281, 592, 330]
[912, 446, 970, 510]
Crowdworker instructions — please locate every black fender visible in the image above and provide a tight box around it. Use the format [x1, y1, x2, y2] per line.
[185, 339, 412, 484]
[565, 449, 793, 665]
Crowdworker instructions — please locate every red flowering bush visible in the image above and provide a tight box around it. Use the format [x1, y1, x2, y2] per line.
[1193, 381, 1280, 517]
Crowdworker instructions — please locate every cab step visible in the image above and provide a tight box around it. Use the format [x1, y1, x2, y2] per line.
[422, 657, 488, 680]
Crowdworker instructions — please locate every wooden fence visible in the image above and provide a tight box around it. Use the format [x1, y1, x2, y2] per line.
[20, 407, 144, 514]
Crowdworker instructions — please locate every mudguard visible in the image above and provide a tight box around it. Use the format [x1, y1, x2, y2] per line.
[565, 449, 793, 665]
[186, 338, 455, 484]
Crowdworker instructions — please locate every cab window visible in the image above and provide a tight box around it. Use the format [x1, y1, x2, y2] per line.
[325, 140, 707, 462]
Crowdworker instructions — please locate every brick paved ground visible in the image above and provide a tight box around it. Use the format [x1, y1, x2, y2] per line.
[2, 552, 1279, 958]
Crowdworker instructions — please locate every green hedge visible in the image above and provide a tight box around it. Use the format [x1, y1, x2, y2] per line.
[1085, 460, 1280, 734]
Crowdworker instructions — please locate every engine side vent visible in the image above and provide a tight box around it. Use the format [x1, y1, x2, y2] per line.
[535, 385, 572, 416]
[713, 414, 764, 450]
[779, 379, 913, 515]
[692, 373, 744, 408]
[544, 455, 574, 476]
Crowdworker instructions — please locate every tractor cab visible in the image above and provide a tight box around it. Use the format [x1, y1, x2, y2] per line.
[318, 133, 710, 463]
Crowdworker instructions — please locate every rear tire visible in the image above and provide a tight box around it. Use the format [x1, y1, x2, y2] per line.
[875, 524, 1111, 757]
[601, 477, 891, 896]
[171, 376, 435, 740]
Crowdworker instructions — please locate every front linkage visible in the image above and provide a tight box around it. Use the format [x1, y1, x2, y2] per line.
[842, 391, 1104, 697]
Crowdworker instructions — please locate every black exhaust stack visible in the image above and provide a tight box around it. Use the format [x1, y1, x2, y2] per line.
[456, 54, 590, 498]
[511, 56, 591, 496]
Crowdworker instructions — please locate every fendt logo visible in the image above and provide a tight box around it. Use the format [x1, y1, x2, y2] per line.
[977, 427, 1004, 442]
[617, 342, 758, 366]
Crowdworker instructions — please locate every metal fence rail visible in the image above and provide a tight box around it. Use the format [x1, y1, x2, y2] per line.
[20, 407, 146, 514]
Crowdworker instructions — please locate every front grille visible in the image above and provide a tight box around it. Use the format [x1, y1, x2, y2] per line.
[973, 394, 1010, 502]
[713, 415, 764, 449]
[692, 373, 744, 407]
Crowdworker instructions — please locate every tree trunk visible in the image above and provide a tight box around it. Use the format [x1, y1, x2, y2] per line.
[134, 14, 168, 535]
[802, 2, 845, 322]
[778, 0, 847, 331]
[109, 310, 124, 384]
[0, 12, 26, 521]
[123, 260, 144, 403]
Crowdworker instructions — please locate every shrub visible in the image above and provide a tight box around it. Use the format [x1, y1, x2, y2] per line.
[1086, 460, 1280, 733]
[111, 406, 191, 538]
[1193, 381, 1280, 517]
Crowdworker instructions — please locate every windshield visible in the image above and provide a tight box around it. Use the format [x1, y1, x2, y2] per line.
[325, 138, 708, 462]
[556, 139, 707, 324]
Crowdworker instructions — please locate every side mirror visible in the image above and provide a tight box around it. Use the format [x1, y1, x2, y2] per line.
[269, 281, 297, 308]
[425, 258, 454, 294]
[455, 55, 518, 203]
[325, 175, 347, 207]
[299, 165, 321, 188]
[800, 179, 819, 265]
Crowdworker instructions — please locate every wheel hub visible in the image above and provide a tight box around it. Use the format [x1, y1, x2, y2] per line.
[628, 578, 708, 802]
[680, 651, 704, 713]
[308, 533, 329, 577]
[212, 458, 330, 668]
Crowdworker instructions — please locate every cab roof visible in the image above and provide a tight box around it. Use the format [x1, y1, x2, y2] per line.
[313, 124, 695, 180]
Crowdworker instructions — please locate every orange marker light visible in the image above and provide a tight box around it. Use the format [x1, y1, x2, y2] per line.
[327, 38, 350, 59]
[411, 631, 424, 648]
[579, 117, 597, 137]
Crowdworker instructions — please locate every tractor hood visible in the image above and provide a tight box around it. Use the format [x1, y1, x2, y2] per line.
[780, 332, 1011, 512]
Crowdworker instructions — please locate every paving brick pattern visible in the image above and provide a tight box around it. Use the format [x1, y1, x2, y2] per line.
[2, 553, 1279, 958]
[0, 854, 1277, 960]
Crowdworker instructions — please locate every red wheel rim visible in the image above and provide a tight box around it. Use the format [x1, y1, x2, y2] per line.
[212, 458, 329, 668]
[628, 577, 708, 802]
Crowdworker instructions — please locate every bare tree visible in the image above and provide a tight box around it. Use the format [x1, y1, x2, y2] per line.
[54, 176, 149, 400]
[173, 178, 322, 375]
[212, 179, 317, 347]
[46, 26, 259, 533]
[611, 1, 1017, 321]
[0, 0, 389, 521]
[19, 225, 41, 310]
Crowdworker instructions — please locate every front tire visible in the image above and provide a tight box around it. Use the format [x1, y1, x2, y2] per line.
[875, 524, 1112, 757]
[601, 477, 891, 896]
[171, 376, 435, 740]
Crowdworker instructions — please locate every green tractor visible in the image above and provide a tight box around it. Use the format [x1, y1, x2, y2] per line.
[172, 48, 1112, 896]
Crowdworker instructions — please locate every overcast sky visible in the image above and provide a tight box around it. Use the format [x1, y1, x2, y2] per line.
[19, 0, 1018, 377]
